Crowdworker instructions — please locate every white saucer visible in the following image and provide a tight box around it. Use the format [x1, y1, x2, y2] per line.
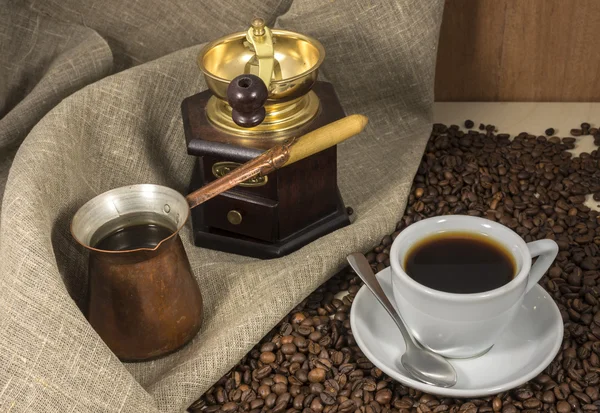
[350, 267, 563, 398]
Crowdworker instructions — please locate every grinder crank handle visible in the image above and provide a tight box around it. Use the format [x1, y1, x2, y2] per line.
[185, 114, 369, 209]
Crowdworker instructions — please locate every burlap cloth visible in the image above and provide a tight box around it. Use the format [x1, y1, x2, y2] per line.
[0, 1, 444, 411]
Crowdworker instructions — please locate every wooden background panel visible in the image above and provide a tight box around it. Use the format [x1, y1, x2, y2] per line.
[435, 0, 600, 102]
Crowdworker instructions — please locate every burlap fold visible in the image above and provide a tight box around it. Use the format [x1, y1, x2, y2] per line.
[0, 1, 444, 411]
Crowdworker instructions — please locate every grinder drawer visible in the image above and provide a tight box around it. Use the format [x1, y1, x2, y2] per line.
[204, 191, 278, 242]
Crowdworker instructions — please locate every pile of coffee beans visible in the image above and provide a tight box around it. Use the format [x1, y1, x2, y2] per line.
[190, 121, 600, 413]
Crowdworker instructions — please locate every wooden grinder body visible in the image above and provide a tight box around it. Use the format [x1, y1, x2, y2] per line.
[181, 81, 350, 259]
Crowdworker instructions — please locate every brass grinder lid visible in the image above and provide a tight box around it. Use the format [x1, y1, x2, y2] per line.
[197, 18, 325, 137]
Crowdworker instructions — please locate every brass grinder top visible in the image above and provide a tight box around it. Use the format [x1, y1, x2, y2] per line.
[197, 18, 325, 137]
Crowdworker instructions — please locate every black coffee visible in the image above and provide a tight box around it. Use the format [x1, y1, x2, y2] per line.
[94, 223, 174, 251]
[403, 231, 516, 294]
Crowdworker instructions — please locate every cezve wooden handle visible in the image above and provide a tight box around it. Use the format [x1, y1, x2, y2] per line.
[284, 114, 369, 166]
[185, 114, 369, 209]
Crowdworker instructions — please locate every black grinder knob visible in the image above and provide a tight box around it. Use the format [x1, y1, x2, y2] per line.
[227, 74, 268, 128]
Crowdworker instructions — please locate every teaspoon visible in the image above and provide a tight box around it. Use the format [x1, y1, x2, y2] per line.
[346, 252, 457, 388]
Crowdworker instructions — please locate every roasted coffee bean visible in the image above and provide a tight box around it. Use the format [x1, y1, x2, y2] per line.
[260, 351, 276, 364]
[274, 375, 288, 385]
[238, 386, 256, 402]
[294, 337, 308, 348]
[517, 390, 533, 400]
[311, 397, 324, 412]
[523, 398, 541, 409]
[265, 393, 278, 408]
[294, 395, 306, 410]
[338, 363, 354, 374]
[324, 380, 339, 394]
[395, 399, 414, 410]
[556, 385, 569, 400]
[557, 400, 572, 413]
[575, 392, 592, 404]
[295, 369, 308, 383]
[330, 351, 344, 366]
[297, 326, 313, 337]
[308, 341, 321, 355]
[338, 399, 355, 413]
[314, 358, 333, 371]
[320, 392, 336, 406]
[586, 386, 599, 401]
[310, 383, 325, 395]
[291, 353, 307, 364]
[250, 398, 264, 410]
[273, 400, 288, 413]
[277, 392, 292, 406]
[215, 387, 227, 404]
[261, 342, 277, 353]
[273, 383, 288, 396]
[571, 129, 583, 137]
[291, 312, 306, 325]
[493, 397, 502, 412]
[282, 343, 297, 355]
[289, 385, 302, 397]
[374, 389, 392, 405]
[303, 407, 316, 413]
[222, 402, 238, 412]
[308, 368, 326, 383]
[460, 404, 477, 413]
[190, 398, 207, 411]
[260, 377, 274, 387]
[309, 331, 323, 342]
[363, 380, 376, 392]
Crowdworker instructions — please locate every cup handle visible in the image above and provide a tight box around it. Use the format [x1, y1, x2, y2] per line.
[525, 239, 559, 294]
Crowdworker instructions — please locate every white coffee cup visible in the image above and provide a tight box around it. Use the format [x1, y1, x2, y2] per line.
[389, 215, 558, 359]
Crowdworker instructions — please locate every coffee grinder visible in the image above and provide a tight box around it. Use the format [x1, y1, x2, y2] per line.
[181, 18, 352, 259]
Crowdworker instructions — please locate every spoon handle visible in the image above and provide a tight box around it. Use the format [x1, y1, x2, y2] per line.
[346, 252, 417, 349]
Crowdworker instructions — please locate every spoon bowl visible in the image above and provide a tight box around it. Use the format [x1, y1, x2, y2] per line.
[401, 346, 457, 387]
[346, 252, 457, 388]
